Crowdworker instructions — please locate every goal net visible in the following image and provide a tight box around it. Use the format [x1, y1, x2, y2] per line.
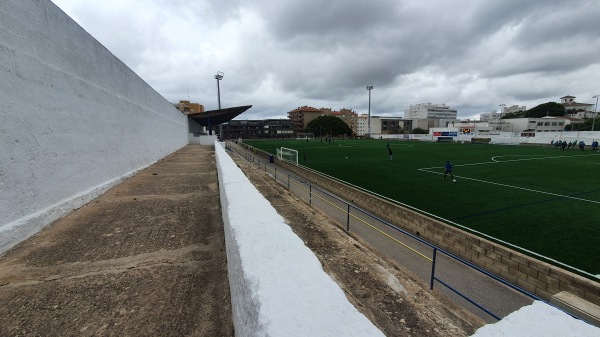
[296, 133, 314, 140]
[277, 147, 298, 165]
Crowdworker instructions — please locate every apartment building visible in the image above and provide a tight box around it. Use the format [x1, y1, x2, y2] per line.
[356, 115, 413, 136]
[287, 106, 323, 133]
[287, 106, 358, 134]
[221, 119, 293, 139]
[405, 103, 457, 119]
[174, 100, 205, 114]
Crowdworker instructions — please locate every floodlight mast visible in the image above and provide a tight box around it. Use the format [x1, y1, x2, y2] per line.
[366, 83, 374, 138]
[215, 71, 224, 139]
[593, 95, 599, 132]
[214, 71, 224, 110]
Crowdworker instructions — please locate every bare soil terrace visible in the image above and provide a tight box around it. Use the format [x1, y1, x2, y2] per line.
[0, 144, 484, 336]
[0, 145, 233, 336]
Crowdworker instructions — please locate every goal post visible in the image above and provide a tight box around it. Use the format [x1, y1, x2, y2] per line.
[296, 133, 314, 140]
[277, 147, 298, 165]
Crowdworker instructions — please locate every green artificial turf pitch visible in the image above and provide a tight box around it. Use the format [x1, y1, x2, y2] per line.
[244, 138, 600, 277]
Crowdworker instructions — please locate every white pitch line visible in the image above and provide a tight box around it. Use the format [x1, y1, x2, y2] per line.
[337, 143, 414, 149]
[421, 153, 599, 171]
[418, 168, 600, 204]
[491, 153, 598, 162]
[418, 154, 600, 204]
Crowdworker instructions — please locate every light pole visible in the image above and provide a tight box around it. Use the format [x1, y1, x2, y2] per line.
[592, 95, 599, 132]
[215, 71, 224, 138]
[215, 71, 224, 110]
[215, 71, 224, 109]
[366, 83, 374, 138]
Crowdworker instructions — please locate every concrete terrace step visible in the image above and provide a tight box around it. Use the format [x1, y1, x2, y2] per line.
[551, 291, 600, 328]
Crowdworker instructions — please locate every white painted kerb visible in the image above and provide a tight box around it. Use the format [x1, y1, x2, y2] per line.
[215, 142, 384, 337]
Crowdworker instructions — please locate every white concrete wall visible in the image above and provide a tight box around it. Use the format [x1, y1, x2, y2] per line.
[378, 130, 600, 145]
[0, 0, 188, 253]
[188, 134, 218, 145]
[215, 143, 384, 337]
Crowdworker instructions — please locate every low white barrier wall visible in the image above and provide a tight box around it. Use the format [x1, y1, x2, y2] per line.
[0, 0, 188, 253]
[188, 134, 218, 145]
[378, 131, 600, 146]
[215, 143, 384, 337]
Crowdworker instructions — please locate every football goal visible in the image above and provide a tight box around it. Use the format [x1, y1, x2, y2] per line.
[296, 133, 314, 140]
[277, 147, 298, 165]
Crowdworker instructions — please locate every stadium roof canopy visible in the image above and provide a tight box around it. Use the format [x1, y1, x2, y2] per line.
[187, 105, 252, 126]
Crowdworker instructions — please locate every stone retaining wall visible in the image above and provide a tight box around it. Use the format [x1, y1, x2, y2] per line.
[242, 144, 600, 306]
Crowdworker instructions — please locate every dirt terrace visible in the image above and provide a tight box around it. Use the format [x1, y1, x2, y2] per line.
[0, 145, 232, 336]
[0, 144, 484, 336]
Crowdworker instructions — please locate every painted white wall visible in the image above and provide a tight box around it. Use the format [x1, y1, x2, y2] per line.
[374, 131, 600, 145]
[0, 0, 188, 253]
[215, 143, 385, 337]
[188, 134, 218, 145]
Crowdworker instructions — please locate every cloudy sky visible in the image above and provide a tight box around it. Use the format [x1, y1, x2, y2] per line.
[51, 0, 600, 120]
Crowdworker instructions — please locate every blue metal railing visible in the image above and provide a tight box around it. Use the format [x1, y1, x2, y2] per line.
[227, 142, 574, 322]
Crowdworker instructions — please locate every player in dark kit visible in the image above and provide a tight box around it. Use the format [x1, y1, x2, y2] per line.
[444, 161, 454, 180]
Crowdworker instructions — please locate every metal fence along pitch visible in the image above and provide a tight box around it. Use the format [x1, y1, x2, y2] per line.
[229, 143, 568, 323]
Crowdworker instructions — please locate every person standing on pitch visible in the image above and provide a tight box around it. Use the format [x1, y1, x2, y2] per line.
[443, 161, 454, 180]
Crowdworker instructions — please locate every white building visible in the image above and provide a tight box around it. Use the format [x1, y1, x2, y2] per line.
[381, 117, 413, 134]
[454, 121, 492, 134]
[411, 118, 460, 131]
[487, 119, 514, 132]
[480, 112, 507, 122]
[502, 105, 527, 114]
[481, 105, 526, 122]
[560, 95, 595, 119]
[560, 95, 594, 112]
[405, 103, 457, 119]
[502, 117, 567, 133]
[357, 114, 382, 136]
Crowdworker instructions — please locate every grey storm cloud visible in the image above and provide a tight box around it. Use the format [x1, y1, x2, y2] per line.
[263, 0, 400, 41]
[51, 0, 600, 119]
